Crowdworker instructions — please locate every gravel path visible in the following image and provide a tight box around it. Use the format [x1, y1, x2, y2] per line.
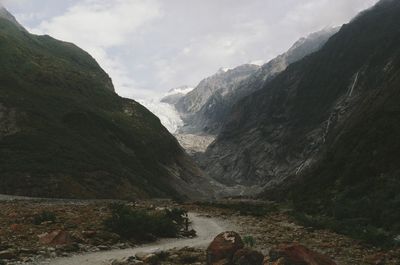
[34, 213, 228, 265]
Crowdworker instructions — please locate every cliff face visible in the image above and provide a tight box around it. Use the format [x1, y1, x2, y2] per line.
[204, 0, 400, 232]
[203, 0, 400, 187]
[0, 9, 212, 199]
[174, 64, 260, 134]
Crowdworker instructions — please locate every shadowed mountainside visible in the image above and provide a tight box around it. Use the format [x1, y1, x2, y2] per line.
[0, 7, 212, 200]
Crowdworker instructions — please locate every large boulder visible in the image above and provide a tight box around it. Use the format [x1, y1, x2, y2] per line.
[233, 248, 264, 265]
[207, 231, 244, 265]
[268, 244, 336, 265]
[38, 230, 72, 245]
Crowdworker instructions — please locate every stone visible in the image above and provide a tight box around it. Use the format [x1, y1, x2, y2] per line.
[269, 244, 337, 265]
[0, 249, 17, 260]
[38, 230, 73, 246]
[233, 248, 264, 265]
[206, 231, 244, 265]
[82, 230, 97, 238]
[136, 251, 149, 261]
[10, 223, 22, 232]
[143, 253, 159, 265]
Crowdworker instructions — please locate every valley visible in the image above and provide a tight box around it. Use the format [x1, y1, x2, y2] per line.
[1, 0, 400, 264]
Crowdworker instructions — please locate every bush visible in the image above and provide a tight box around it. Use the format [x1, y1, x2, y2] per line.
[243, 235, 256, 247]
[104, 204, 182, 241]
[291, 212, 395, 247]
[33, 211, 56, 225]
[165, 208, 187, 225]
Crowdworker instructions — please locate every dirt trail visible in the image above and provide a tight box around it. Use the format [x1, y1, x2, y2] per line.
[35, 213, 228, 265]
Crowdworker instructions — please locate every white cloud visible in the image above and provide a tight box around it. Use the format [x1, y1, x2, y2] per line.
[11, 0, 380, 101]
[5, 0, 381, 132]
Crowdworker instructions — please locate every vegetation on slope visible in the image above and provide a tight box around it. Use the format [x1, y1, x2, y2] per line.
[0, 15, 195, 199]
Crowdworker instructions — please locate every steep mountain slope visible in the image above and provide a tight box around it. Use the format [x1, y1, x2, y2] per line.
[190, 28, 338, 134]
[174, 64, 260, 133]
[205, 0, 400, 233]
[0, 7, 211, 199]
[163, 29, 337, 136]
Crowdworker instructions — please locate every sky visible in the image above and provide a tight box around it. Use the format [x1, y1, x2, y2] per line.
[1, 0, 379, 102]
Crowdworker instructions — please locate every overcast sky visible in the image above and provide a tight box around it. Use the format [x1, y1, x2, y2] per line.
[2, 0, 379, 101]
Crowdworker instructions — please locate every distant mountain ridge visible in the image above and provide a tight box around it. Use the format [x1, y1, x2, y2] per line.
[163, 28, 338, 135]
[0, 7, 213, 199]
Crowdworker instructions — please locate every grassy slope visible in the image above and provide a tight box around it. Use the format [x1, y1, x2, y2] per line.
[0, 17, 192, 199]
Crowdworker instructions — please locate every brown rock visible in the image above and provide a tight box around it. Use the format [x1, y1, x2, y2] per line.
[10, 223, 22, 232]
[269, 244, 337, 265]
[38, 230, 73, 245]
[207, 231, 244, 265]
[233, 248, 264, 265]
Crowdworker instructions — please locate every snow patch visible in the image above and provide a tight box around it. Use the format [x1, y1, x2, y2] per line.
[167, 86, 193, 96]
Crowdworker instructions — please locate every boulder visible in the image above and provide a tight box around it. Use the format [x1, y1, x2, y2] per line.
[38, 230, 72, 245]
[233, 248, 264, 265]
[269, 244, 337, 265]
[207, 231, 244, 265]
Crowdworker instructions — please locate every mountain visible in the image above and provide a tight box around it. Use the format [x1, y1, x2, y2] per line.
[204, 0, 400, 234]
[189, 28, 339, 134]
[0, 7, 212, 199]
[161, 86, 193, 105]
[164, 29, 337, 135]
[173, 64, 260, 133]
[0, 5, 25, 30]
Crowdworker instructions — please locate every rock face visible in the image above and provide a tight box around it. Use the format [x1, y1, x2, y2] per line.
[268, 244, 337, 265]
[204, 0, 400, 233]
[190, 28, 339, 135]
[174, 65, 260, 134]
[0, 8, 212, 199]
[206, 231, 244, 265]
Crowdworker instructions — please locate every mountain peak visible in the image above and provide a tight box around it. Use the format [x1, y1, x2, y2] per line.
[0, 6, 26, 31]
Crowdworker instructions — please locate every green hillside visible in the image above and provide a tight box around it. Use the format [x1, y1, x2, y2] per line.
[0, 15, 200, 199]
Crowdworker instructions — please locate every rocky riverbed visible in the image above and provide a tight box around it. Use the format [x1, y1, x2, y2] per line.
[1, 199, 399, 265]
[0, 199, 189, 264]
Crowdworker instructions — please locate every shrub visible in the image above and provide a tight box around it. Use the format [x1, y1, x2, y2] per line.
[165, 208, 187, 225]
[291, 212, 395, 247]
[243, 235, 256, 248]
[104, 203, 181, 241]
